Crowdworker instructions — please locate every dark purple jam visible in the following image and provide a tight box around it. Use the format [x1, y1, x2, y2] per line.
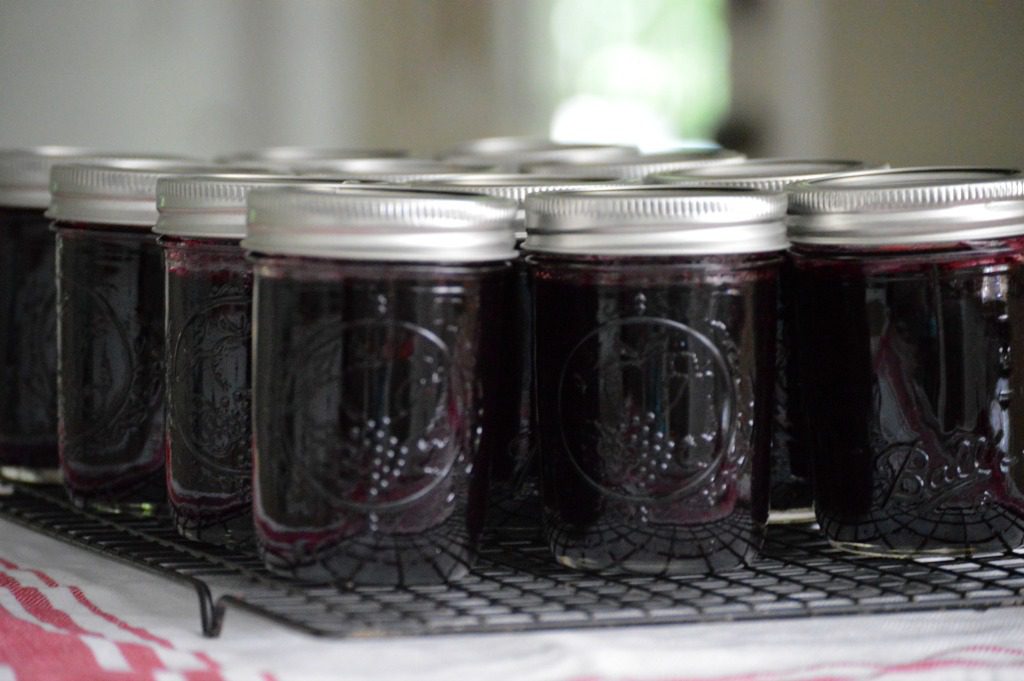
[0, 207, 59, 479]
[55, 223, 165, 512]
[770, 256, 814, 515]
[163, 237, 252, 543]
[529, 253, 777, 574]
[486, 251, 539, 528]
[253, 256, 514, 585]
[792, 239, 1024, 555]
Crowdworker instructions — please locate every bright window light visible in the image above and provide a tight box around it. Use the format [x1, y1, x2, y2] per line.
[547, 0, 729, 152]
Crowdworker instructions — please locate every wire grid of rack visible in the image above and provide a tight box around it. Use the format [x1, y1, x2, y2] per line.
[1, 483, 1023, 639]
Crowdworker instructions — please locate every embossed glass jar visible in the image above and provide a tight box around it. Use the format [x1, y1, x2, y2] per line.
[788, 168, 1024, 556]
[0, 147, 101, 484]
[245, 187, 517, 585]
[647, 159, 871, 521]
[524, 188, 788, 574]
[410, 174, 630, 527]
[156, 174, 342, 543]
[49, 160, 218, 512]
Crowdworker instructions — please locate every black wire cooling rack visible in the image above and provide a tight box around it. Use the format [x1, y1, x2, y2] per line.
[2, 482, 1023, 639]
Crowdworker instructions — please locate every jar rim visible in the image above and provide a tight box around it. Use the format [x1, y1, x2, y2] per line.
[787, 167, 1024, 246]
[46, 161, 227, 227]
[646, 158, 872, 191]
[155, 174, 346, 239]
[522, 186, 789, 256]
[242, 186, 518, 262]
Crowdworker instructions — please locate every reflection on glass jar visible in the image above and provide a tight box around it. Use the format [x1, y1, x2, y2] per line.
[245, 188, 517, 585]
[525, 188, 787, 574]
[789, 168, 1024, 556]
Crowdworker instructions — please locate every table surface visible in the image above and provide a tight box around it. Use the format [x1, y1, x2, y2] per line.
[2, 517, 1024, 681]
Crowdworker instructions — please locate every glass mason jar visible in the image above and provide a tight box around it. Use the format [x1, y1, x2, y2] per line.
[156, 174, 339, 544]
[48, 160, 217, 512]
[647, 159, 872, 522]
[0, 147, 103, 484]
[788, 168, 1024, 556]
[524, 188, 788, 574]
[523, 148, 746, 180]
[410, 174, 630, 528]
[245, 187, 517, 585]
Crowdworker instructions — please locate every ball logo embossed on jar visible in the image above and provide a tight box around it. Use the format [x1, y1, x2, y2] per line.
[875, 433, 997, 511]
[58, 277, 135, 445]
[558, 316, 737, 504]
[169, 296, 252, 476]
[285, 317, 464, 513]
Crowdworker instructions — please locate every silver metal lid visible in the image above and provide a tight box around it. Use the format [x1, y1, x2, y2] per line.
[440, 136, 565, 157]
[525, 149, 746, 180]
[441, 139, 640, 172]
[0, 147, 192, 209]
[646, 158, 870, 191]
[293, 158, 491, 183]
[47, 160, 228, 227]
[787, 167, 1024, 246]
[524, 187, 789, 256]
[408, 174, 633, 240]
[216, 146, 406, 164]
[155, 173, 349, 239]
[243, 186, 519, 262]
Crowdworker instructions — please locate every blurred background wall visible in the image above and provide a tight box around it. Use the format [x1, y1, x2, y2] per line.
[0, 0, 1021, 164]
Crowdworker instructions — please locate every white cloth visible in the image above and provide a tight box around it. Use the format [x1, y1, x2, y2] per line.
[2, 517, 1023, 681]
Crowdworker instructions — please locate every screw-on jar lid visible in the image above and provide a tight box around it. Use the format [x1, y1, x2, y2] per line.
[216, 146, 406, 164]
[441, 136, 567, 157]
[646, 158, 871, 191]
[293, 157, 492, 182]
[47, 160, 227, 227]
[243, 186, 519, 262]
[0, 147, 193, 209]
[409, 174, 633, 240]
[524, 187, 789, 256]
[524, 149, 746, 180]
[155, 173, 350, 239]
[441, 139, 640, 172]
[787, 167, 1024, 246]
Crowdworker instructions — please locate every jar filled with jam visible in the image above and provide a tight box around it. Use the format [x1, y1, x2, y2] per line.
[49, 160, 217, 513]
[245, 187, 517, 585]
[524, 188, 788, 574]
[156, 174, 342, 543]
[788, 168, 1024, 556]
[0, 147, 101, 484]
[411, 174, 630, 529]
[647, 159, 871, 521]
